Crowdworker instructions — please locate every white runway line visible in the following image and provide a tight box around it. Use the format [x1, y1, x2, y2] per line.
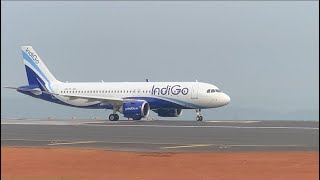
[1, 138, 50, 142]
[161, 144, 309, 149]
[227, 144, 306, 147]
[206, 121, 260, 123]
[2, 139, 312, 148]
[1, 138, 185, 145]
[48, 141, 98, 146]
[2, 139, 315, 150]
[82, 124, 319, 130]
[0, 120, 106, 125]
[161, 144, 210, 149]
[1, 120, 318, 130]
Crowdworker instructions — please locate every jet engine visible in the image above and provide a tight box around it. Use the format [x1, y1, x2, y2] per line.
[120, 101, 150, 120]
[155, 108, 183, 117]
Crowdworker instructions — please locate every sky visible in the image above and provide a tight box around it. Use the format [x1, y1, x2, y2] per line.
[1, 1, 319, 120]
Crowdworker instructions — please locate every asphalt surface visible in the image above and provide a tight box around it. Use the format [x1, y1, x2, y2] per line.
[1, 119, 319, 152]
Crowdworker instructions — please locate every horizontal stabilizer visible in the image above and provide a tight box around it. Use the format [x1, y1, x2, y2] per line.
[3, 86, 59, 95]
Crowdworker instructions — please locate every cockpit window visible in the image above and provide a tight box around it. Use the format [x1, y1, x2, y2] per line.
[211, 89, 215, 93]
[216, 89, 221, 92]
[207, 89, 210, 93]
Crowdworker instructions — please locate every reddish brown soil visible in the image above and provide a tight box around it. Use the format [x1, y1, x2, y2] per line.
[1, 147, 319, 180]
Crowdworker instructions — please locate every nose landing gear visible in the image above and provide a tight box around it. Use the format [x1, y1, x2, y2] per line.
[196, 109, 203, 121]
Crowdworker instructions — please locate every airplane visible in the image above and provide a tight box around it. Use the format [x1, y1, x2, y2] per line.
[4, 46, 230, 121]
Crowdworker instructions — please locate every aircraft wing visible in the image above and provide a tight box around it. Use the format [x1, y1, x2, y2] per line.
[59, 94, 141, 107]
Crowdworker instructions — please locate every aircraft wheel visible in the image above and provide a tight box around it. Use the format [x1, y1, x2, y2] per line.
[109, 114, 119, 121]
[196, 115, 203, 121]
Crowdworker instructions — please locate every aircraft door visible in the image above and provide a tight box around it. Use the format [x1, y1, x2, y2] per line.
[191, 83, 199, 99]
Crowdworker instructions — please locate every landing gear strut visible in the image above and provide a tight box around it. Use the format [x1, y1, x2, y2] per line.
[109, 114, 119, 121]
[196, 109, 203, 121]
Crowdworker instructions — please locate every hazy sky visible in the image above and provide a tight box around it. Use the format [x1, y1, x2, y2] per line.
[1, 1, 319, 120]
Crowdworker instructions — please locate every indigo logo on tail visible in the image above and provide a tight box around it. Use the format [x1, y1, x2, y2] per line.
[25, 48, 39, 64]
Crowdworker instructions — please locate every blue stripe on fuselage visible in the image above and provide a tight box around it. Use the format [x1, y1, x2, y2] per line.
[18, 92, 200, 110]
[124, 96, 203, 109]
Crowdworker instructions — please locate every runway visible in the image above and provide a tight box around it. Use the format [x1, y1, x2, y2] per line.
[1, 119, 319, 152]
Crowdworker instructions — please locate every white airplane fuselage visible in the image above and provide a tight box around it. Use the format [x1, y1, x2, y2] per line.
[46, 82, 230, 109]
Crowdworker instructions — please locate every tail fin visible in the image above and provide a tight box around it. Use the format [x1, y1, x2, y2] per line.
[22, 46, 60, 85]
[22, 46, 60, 92]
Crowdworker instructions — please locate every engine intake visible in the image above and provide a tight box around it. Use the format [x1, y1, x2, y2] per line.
[155, 108, 183, 117]
[120, 101, 150, 119]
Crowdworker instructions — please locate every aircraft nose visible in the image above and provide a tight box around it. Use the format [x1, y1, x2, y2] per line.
[222, 93, 231, 105]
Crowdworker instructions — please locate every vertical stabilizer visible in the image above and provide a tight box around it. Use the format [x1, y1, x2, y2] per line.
[21, 46, 60, 91]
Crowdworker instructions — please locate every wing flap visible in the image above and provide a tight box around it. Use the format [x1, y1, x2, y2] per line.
[60, 94, 127, 105]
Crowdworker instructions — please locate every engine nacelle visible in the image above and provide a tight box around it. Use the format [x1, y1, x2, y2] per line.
[120, 101, 150, 120]
[155, 108, 183, 117]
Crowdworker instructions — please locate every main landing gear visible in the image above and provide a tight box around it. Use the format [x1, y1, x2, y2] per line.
[196, 109, 203, 121]
[109, 114, 119, 121]
[109, 107, 120, 121]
